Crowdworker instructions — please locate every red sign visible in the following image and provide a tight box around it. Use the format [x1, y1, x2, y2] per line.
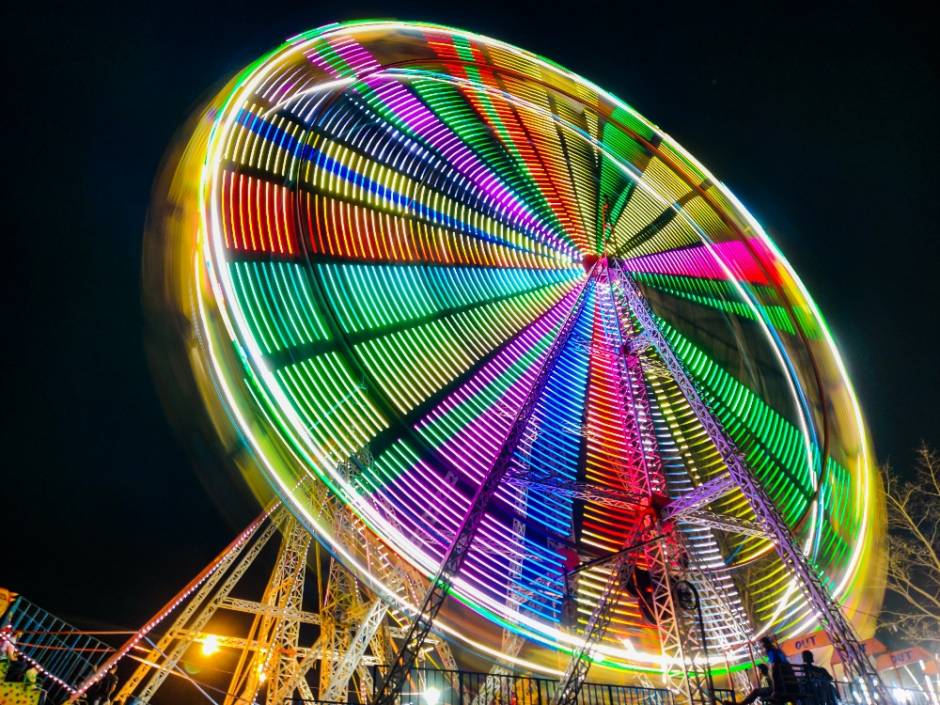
[781, 631, 832, 654]
[831, 638, 887, 665]
[875, 647, 932, 672]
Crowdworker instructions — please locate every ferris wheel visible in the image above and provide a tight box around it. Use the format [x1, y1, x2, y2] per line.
[148, 19, 887, 705]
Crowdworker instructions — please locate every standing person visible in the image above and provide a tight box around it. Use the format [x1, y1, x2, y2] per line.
[800, 650, 837, 705]
[722, 663, 772, 705]
[760, 637, 799, 704]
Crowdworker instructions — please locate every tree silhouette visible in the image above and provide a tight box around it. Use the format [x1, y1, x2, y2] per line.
[880, 444, 940, 648]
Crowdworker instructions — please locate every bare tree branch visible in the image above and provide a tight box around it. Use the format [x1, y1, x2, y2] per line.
[879, 444, 940, 648]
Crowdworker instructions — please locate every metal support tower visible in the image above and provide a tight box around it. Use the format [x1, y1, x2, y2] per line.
[113, 511, 281, 704]
[371, 283, 592, 705]
[317, 451, 375, 704]
[469, 477, 532, 705]
[229, 518, 313, 705]
[553, 262, 714, 705]
[323, 447, 460, 703]
[113, 507, 322, 705]
[112, 501, 417, 705]
[552, 530, 657, 705]
[313, 557, 360, 700]
[599, 260, 711, 705]
[610, 261, 892, 704]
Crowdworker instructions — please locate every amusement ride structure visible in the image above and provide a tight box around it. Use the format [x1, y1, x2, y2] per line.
[59, 20, 889, 705]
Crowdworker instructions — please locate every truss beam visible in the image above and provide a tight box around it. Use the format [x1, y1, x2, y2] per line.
[470, 485, 534, 705]
[504, 472, 643, 510]
[552, 529, 650, 705]
[227, 517, 312, 705]
[680, 511, 771, 539]
[217, 597, 321, 623]
[555, 263, 681, 705]
[322, 598, 387, 700]
[611, 261, 892, 704]
[115, 513, 281, 704]
[371, 282, 592, 705]
[661, 475, 736, 521]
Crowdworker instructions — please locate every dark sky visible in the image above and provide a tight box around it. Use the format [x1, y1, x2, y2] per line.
[2, 0, 937, 632]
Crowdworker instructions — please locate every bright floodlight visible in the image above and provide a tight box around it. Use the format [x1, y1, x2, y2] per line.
[200, 634, 219, 657]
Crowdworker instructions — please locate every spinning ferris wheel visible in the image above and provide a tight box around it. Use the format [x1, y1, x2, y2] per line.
[133, 19, 888, 705]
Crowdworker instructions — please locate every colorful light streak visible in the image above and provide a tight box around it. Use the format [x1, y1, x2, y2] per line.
[150, 20, 886, 679]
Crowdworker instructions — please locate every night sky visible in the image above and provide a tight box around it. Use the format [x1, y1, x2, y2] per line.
[2, 0, 937, 634]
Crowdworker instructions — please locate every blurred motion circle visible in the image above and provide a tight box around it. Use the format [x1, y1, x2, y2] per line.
[145, 21, 885, 678]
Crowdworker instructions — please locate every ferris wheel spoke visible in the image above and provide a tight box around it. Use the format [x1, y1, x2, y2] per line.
[262, 278, 575, 370]
[423, 34, 593, 254]
[294, 176, 565, 266]
[572, 272, 663, 563]
[497, 286, 593, 521]
[609, 188, 700, 259]
[480, 70, 594, 253]
[315, 49, 572, 254]
[627, 272, 780, 324]
[269, 252, 571, 494]
[385, 77, 578, 253]
[348, 279, 579, 416]
[596, 119, 660, 248]
[364, 280, 584, 457]
[541, 88, 600, 253]
[364, 284, 592, 562]
[218, 150, 571, 265]
[242, 80, 568, 261]
[415, 70, 578, 250]
[620, 238, 785, 285]
[598, 136, 659, 252]
[547, 94, 601, 254]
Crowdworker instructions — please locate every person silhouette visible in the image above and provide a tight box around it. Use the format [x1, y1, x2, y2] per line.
[800, 650, 837, 705]
[760, 636, 799, 705]
[724, 663, 772, 705]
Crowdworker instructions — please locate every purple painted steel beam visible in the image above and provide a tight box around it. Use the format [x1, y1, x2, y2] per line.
[552, 262, 671, 705]
[504, 473, 643, 510]
[661, 474, 736, 521]
[611, 260, 892, 705]
[372, 276, 593, 705]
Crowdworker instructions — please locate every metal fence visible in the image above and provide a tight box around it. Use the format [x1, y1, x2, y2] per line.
[835, 681, 930, 705]
[367, 666, 675, 705]
[1, 594, 112, 701]
[282, 666, 675, 705]
[740, 664, 932, 705]
[280, 664, 935, 705]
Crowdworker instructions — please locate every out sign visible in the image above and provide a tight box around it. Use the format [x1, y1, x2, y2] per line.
[875, 647, 931, 672]
[795, 635, 823, 650]
[780, 631, 832, 655]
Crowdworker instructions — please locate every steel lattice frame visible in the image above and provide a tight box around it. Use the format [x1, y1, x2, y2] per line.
[611, 263, 890, 703]
[372, 280, 592, 705]
[108, 504, 456, 705]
